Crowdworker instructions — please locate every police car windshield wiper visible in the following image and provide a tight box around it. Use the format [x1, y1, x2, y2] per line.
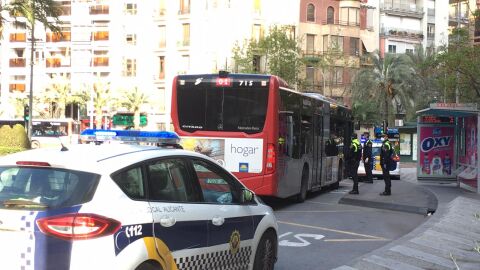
[2, 198, 48, 208]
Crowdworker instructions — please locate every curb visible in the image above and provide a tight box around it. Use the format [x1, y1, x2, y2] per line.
[338, 197, 432, 215]
[338, 184, 438, 216]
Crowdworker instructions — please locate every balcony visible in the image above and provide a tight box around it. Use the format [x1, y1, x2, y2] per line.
[177, 40, 190, 47]
[321, 19, 360, 27]
[9, 83, 26, 92]
[10, 33, 26, 42]
[381, 27, 424, 40]
[46, 58, 62, 68]
[90, 5, 109, 15]
[380, 3, 424, 19]
[360, 54, 374, 66]
[9, 58, 26, 67]
[92, 31, 109, 41]
[92, 57, 109, 67]
[46, 32, 71, 42]
[59, 5, 71, 16]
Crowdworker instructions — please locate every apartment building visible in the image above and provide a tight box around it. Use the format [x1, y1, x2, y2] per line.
[298, 0, 379, 106]
[448, 0, 480, 45]
[379, 0, 449, 55]
[0, 0, 299, 130]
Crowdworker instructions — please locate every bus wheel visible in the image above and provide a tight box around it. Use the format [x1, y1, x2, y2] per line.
[295, 165, 309, 203]
[31, 140, 40, 149]
[332, 161, 343, 189]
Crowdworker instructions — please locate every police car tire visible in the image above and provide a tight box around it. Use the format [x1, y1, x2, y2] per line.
[135, 261, 162, 270]
[253, 230, 277, 270]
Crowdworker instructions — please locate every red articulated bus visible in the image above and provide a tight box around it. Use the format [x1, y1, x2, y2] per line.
[171, 72, 353, 202]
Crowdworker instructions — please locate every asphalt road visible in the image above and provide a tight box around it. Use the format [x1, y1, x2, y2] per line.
[263, 180, 427, 270]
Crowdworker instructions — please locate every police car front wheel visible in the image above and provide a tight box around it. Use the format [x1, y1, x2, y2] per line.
[135, 260, 162, 270]
[253, 230, 277, 270]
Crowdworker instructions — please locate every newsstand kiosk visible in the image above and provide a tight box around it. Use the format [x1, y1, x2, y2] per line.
[416, 103, 480, 194]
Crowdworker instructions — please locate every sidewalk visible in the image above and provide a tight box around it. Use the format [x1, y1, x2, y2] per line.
[333, 166, 480, 270]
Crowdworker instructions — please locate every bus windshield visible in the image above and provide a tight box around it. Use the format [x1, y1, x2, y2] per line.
[177, 78, 269, 134]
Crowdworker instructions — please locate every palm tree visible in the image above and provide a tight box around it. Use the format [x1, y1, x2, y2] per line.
[119, 87, 149, 130]
[405, 46, 442, 120]
[350, 51, 415, 128]
[8, 0, 62, 137]
[92, 79, 112, 129]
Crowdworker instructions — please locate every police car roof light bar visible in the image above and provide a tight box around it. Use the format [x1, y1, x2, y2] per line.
[80, 129, 181, 146]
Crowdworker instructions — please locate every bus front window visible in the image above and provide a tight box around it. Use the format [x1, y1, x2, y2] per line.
[177, 83, 269, 134]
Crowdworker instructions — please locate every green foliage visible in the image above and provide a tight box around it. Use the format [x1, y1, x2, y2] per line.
[11, 124, 31, 148]
[232, 25, 303, 87]
[0, 124, 30, 153]
[435, 8, 480, 102]
[8, 0, 62, 32]
[119, 87, 149, 130]
[352, 101, 382, 125]
[0, 125, 10, 146]
[350, 51, 415, 126]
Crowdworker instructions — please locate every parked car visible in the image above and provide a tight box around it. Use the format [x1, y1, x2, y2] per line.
[358, 140, 400, 180]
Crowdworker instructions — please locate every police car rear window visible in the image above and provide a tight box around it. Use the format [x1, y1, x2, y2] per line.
[0, 167, 99, 210]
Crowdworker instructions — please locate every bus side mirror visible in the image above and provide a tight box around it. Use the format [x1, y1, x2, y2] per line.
[241, 189, 255, 204]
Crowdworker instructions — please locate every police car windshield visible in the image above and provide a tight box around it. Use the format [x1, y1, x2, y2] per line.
[0, 167, 99, 210]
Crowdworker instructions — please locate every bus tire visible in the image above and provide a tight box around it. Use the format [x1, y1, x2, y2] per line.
[31, 140, 40, 149]
[295, 165, 309, 203]
[332, 161, 343, 189]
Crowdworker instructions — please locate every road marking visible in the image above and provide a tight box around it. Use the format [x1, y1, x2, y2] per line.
[276, 210, 375, 213]
[279, 233, 325, 247]
[324, 239, 389, 242]
[305, 201, 338, 205]
[278, 220, 388, 240]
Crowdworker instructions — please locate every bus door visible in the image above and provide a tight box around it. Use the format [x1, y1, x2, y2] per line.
[312, 113, 323, 188]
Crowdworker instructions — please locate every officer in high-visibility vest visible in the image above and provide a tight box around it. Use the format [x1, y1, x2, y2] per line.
[348, 133, 362, 194]
[380, 133, 393, 195]
[363, 133, 373, 184]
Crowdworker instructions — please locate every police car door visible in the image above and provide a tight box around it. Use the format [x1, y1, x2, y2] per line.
[146, 158, 208, 268]
[187, 157, 257, 269]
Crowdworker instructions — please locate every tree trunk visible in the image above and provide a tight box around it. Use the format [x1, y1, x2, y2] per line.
[133, 110, 140, 130]
[95, 108, 103, 129]
[384, 96, 389, 129]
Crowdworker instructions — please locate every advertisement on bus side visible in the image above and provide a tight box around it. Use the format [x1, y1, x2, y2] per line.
[180, 137, 264, 173]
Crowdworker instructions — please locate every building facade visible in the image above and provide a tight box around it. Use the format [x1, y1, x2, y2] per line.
[0, 0, 300, 130]
[298, 0, 379, 106]
[379, 0, 449, 56]
[0, 0, 455, 130]
[448, 0, 480, 45]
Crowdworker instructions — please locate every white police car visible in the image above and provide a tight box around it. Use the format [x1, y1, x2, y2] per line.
[358, 140, 400, 180]
[0, 130, 278, 270]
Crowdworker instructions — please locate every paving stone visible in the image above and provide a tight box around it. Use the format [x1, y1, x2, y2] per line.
[363, 255, 424, 270]
[388, 245, 454, 269]
[410, 237, 478, 260]
[422, 230, 474, 248]
[352, 259, 389, 270]
[330, 266, 358, 270]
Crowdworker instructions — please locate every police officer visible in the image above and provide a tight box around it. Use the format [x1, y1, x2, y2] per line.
[380, 133, 393, 195]
[363, 133, 373, 184]
[348, 133, 362, 194]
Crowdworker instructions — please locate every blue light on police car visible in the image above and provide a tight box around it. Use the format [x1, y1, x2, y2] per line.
[80, 129, 180, 145]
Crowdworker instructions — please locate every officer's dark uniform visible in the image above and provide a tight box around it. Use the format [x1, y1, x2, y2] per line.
[348, 135, 362, 194]
[363, 136, 373, 183]
[380, 134, 393, 195]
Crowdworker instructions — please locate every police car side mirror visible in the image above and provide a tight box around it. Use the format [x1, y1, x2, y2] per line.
[241, 189, 255, 204]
